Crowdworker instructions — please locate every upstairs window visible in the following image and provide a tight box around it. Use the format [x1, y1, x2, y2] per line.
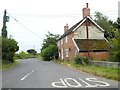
[61, 39, 63, 44]
[66, 36, 68, 43]
[57, 41, 60, 46]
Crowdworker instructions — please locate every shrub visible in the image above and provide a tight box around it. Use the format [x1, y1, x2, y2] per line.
[41, 45, 58, 61]
[74, 55, 89, 65]
[2, 37, 19, 62]
[74, 55, 82, 64]
[81, 57, 89, 65]
[14, 51, 37, 60]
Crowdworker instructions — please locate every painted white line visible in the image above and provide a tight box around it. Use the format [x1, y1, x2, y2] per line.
[21, 70, 34, 81]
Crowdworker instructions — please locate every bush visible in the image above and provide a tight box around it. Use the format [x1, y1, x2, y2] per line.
[41, 45, 58, 61]
[2, 37, 19, 62]
[14, 51, 37, 60]
[74, 55, 89, 65]
[74, 55, 82, 64]
[81, 57, 89, 65]
[107, 51, 120, 62]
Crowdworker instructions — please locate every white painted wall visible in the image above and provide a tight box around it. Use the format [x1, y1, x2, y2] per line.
[74, 25, 104, 39]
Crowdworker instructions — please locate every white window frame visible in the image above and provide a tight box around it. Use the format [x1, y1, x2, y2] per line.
[61, 48, 64, 60]
[57, 41, 60, 46]
[65, 49, 69, 57]
[66, 36, 68, 43]
[61, 39, 63, 44]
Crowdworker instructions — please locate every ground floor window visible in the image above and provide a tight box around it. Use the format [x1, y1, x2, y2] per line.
[61, 49, 64, 60]
[65, 49, 69, 57]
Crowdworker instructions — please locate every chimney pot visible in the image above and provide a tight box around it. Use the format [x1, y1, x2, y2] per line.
[64, 24, 69, 33]
[86, 3, 88, 8]
[82, 3, 90, 18]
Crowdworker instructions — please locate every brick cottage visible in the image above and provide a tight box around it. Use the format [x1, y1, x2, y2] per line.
[57, 3, 109, 61]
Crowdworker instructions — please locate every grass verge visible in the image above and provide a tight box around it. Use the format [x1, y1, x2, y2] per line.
[0, 60, 19, 70]
[54, 60, 120, 81]
[37, 55, 43, 61]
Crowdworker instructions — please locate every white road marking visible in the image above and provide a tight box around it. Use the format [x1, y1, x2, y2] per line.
[51, 78, 67, 88]
[52, 78, 110, 88]
[20, 70, 34, 81]
[85, 78, 110, 87]
[64, 78, 82, 87]
[79, 78, 97, 87]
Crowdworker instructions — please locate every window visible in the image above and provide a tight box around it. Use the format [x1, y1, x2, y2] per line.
[61, 39, 63, 44]
[65, 49, 69, 57]
[57, 41, 60, 46]
[75, 49, 78, 56]
[61, 49, 64, 60]
[66, 36, 68, 43]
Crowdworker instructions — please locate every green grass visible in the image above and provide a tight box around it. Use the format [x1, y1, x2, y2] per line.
[0, 60, 19, 70]
[54, 60, 120, 81]
[36, 53, 45, 61]
[14, 54, 37, 60]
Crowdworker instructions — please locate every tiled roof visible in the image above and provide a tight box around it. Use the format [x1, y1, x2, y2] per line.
[74, 39, 109, 52]
[57, 18, 85, 41]
[57, 16, 105, 41]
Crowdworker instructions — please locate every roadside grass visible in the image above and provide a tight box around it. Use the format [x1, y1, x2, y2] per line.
[36, 54, 44, 61]
[14, 54, 37, 60]
[54, 60, 120, 81]
[0, 60, 19, 70]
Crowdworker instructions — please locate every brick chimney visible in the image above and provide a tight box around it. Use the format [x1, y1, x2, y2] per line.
[82, 3, 90, 18]
[64, 24, 69, 33]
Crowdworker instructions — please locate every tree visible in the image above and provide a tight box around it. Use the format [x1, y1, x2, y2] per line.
[94, 12, 114, 39]
[94, 12, 120, 62]
[41, 45, 58, 61]
[27, 49, 37, 55]
[2, 38, 19, 62]
[109, 18, 120, 62]
[1, 10, 19, 62]
[41, 32, 60, 61]
[41, 31, 60, 51]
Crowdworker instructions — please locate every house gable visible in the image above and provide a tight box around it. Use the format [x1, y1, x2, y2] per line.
[73, 16, 105, 39]
[57, 16, 105, 41]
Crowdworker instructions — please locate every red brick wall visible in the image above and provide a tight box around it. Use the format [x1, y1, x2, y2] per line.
[78, 51, 109, 60]
[57, 32, 109, 61]
[57, 32, 77, 61]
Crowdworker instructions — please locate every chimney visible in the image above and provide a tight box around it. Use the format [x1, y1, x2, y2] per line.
[64, 24, 69, 33]
[82, 3, 90, 18]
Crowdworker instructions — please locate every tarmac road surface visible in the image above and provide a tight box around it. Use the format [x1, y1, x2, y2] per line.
[2, 58, 119, 89]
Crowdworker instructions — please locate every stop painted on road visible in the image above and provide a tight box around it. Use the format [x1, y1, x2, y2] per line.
[51, 77, 110, 88]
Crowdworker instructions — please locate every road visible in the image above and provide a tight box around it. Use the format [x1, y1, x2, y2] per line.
[2, 58, 119, 89]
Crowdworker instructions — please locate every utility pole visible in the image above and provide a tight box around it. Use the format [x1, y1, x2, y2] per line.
[2, 9, 9, 38]
[85, 17, 90, 59]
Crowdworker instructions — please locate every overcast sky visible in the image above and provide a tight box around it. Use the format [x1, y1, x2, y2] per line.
[0, 0, 119, 53]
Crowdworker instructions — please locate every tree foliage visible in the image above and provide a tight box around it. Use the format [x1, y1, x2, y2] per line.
[15, 51, 36, 59]
[41, 45, 58, 61]
[41, 32, 59, 50]
[94, 12, 114, 39]
[27, 49, 37, 55]
[41, 32, 59, 61]
[108, 18, 120, 62]
[1, 10, 19, 62]
[94, 12, 120, 62]
[2, 37, 19, 62]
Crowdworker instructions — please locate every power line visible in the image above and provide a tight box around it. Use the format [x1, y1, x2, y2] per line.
[7, 13, 44, 39]
[7, 10, 118, 18]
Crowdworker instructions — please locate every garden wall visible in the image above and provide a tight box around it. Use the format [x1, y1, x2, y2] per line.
[89, 60, 120, 68]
